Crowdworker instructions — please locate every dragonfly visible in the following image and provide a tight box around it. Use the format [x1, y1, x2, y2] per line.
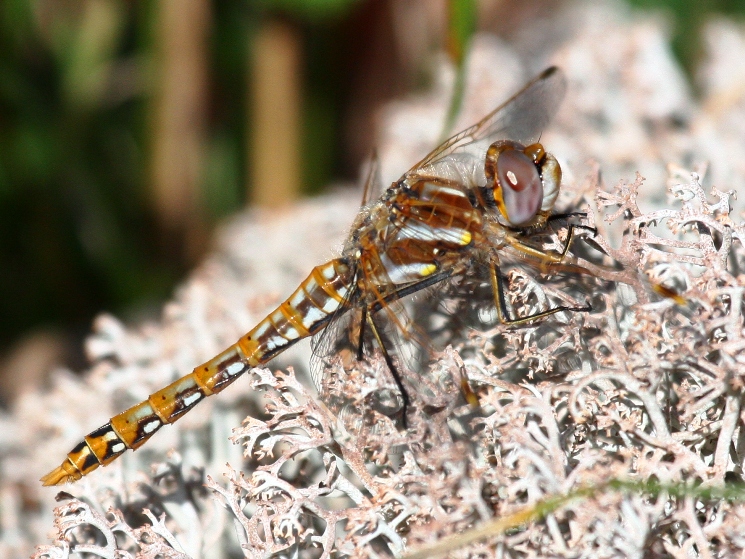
[42, 66, 591, 486]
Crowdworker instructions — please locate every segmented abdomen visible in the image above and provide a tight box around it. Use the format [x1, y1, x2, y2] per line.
[41, 258, 352, 485]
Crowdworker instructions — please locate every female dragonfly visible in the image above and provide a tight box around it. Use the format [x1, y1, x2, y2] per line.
[43, 66, 589, 485]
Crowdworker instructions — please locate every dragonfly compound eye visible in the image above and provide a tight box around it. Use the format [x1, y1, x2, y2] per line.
[496, 148, 543, 226]
[484, 141, 541, 227]
[483, 139, 562, 227]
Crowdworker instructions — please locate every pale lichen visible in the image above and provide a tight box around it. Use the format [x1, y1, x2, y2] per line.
[13, 3, 745, 559]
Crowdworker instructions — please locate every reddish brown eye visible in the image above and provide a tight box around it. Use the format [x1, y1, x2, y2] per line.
[496, 149, 543, 226]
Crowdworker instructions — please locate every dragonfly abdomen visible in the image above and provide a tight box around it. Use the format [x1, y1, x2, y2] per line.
[238, 258, 352, 362]
[41, 259, 352, 485]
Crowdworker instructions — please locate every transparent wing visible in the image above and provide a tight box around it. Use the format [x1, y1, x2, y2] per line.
[408, 66, 567, 173]
[308, 283, 358, 394]
[309, 267, 462, 434]
[309, 301, 393, 436]
[359, 150, 384, 208]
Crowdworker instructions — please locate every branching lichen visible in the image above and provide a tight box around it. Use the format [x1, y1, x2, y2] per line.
[17, 5, 745, 559]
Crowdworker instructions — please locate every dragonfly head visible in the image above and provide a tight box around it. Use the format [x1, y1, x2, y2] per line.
[481, 140, 561, 228]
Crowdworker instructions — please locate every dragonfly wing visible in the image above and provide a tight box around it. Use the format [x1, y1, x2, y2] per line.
[409, 66, 567, 173]
[359, 151, 384, 208]
[373, 294, 450, 403]
[309, 271, 462, 433]
[308, 282, 358, 393]
[309, 303, 387, 435]
[358, 257, 464, 414]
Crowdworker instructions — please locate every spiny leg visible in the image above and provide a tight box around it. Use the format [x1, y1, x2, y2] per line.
[354, 271, 452, 426]
[534, 221, 597, 262]
[555, 223, 597, 259]
[356, 306, 367, 361]
[545, 212, 599, 238]
[489, 262, 591, 326]
[366, 312, 410, 428]
[504, 221, 596, 266]
[518, 213, 597, 262]
[546, 211, 588, 222]
[543, 220, 683, 304]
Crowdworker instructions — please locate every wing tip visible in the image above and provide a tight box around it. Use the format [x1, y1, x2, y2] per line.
[538, 65, 566, 90]
[541, 65, 559, 78]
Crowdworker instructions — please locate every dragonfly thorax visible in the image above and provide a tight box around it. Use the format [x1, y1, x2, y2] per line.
[346, 175, 484, 290]
[481, 140, 561, 228]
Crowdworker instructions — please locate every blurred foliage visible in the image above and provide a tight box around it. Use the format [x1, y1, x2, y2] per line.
[442, 0, 477, 140]
[0, 0, 470, 359]
[0, 0, 170, 350]
[257, 0, 360, 22]
[447, 0, 476, 64]
[0, 0, 361, 354]
[0, 0, 743, 359]
[627, 0, 745, 73]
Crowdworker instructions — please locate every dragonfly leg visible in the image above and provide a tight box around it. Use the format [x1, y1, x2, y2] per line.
[489, 262, 591, 326]
[545, 211, 599, 239]
[356, 307, 367, 362]
[366, 311, 410, 428]
[457, 359, 480, 408]
[555, 223, 596, 259]
[546, 211, 587, 222]
[506, 222, 595, 265]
